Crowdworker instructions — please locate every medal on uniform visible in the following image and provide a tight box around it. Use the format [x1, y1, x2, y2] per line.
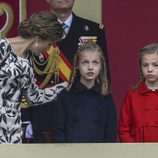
[84, 25, 89, 31]
[78, 36, 97, 46]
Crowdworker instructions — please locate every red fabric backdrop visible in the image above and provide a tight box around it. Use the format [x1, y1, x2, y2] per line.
[27, 0, 49, 15]
[0, 0, 21, 37]
[0, 0, 49, 37]
[103, 0, 158, 116]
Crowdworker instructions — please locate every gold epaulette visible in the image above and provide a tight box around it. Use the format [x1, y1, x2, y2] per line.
[99, 23, 104, 29]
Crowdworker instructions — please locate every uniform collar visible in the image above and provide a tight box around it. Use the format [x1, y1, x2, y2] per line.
[58, 13, 73, 28]
[72, 80, 100, 94]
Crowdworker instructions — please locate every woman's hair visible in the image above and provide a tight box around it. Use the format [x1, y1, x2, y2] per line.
[18, 11, 64, 42]
[133, 43, 158, 90]
[67, 40, 109, 96]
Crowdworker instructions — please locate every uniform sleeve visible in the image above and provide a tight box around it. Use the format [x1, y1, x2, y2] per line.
[23, 66, 68, 106]
[118, 90, 135, 142]
[52, 92, 66, 143]
[104, 95, 117, 142]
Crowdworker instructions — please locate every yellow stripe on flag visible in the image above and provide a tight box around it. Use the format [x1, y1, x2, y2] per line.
[59, 56, 71, 80]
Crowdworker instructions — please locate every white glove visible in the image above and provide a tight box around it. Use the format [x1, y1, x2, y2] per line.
[25, 122, 34, 139]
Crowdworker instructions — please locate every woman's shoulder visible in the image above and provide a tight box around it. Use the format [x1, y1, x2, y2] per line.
[0, 38, 8, 43]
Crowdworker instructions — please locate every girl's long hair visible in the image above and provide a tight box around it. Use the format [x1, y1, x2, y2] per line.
[66, 41, 110, 96]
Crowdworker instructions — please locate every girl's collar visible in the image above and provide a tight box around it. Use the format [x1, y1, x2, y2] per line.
[138, 82, 158, 95]
[72, 80, 100, 94]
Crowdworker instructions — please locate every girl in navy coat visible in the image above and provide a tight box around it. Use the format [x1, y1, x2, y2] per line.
[53, 41, 117, 143]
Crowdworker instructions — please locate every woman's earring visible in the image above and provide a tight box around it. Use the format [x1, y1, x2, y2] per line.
[35, 42, 39, 47]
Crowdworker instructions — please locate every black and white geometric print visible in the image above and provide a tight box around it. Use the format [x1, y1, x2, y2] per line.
[0, 39, 67, 143]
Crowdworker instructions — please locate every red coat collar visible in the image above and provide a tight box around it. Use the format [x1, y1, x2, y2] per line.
[138, 82, 158, 95]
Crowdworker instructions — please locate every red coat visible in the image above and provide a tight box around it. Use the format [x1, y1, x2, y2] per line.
[119, 82, 158, 142]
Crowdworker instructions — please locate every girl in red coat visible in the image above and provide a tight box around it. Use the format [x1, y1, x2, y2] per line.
[119, 43, 158, 142]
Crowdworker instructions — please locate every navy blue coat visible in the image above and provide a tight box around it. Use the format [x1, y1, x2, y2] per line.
[53, 81, 117, 143]
[21, 13, 110, 143]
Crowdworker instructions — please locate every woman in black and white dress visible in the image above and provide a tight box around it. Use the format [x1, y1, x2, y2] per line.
[0, 11, 67, 144]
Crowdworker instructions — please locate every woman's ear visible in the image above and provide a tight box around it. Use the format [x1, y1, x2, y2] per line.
[34, 36, 40, 47]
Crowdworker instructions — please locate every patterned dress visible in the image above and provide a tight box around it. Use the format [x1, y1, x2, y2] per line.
[0, 38, 66, 143]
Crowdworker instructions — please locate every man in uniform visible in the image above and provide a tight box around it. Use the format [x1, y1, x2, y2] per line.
[21, 0, 110, 143]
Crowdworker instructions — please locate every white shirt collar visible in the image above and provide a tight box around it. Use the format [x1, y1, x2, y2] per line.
[58, 13, 73, 28]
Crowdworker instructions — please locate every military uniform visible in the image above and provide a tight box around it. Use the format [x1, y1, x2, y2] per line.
[21, 13, 110, 143]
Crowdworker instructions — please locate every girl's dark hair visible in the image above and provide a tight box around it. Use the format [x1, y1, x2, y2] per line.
[18, 11, 64, 42]
[67, 40, 110, 96]
[132, 43, 158, 90]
